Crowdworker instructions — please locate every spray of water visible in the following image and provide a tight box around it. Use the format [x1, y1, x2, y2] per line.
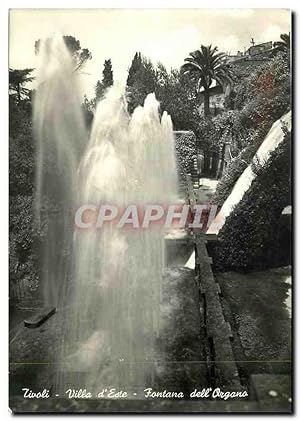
[34, 35, 178, 392]
[33, 34, 87, 307]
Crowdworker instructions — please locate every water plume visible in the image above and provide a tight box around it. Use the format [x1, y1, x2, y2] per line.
[60, 86, 178, 391]
[33, 34, 87, 307]
[34, 34, 178, 392]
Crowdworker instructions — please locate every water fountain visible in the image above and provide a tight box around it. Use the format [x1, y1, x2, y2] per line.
[33, 34, 87, 308]
[34, 35, 178, 394]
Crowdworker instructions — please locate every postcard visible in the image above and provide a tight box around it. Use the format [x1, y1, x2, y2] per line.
[9, 8, 292, 413]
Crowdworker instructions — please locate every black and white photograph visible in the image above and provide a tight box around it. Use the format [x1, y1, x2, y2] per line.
[8, 8, 292, 413]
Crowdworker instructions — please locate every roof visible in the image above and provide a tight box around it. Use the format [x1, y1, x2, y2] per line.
[246, 41, 273, 56]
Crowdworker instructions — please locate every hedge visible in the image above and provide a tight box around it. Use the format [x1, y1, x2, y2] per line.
[212, 129, 291, 272]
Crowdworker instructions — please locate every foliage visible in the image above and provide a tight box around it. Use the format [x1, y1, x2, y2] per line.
[35, 35, 92, 71]
[9, 96, 39, 299]
[127, 52, 142, 86]
[126, 54, 199, 130]
[95, 59, 114, 101]
[174, 131, 197, 188]
[9, 97, 34, 196]
[10, 196, 41, 295]
[181, 45, 234, 116]
[196, 111, 251, 155]
[207, 50, 290, 198]
[273, 33, 290, 52]
[212, 143, 257, 206]
[234, 51, 290, 113]
[187, 48, 290, 178]
[102, 59, 113, 87]
[126, 52, 157, 113]
[213, 129, 291, 272]
[155, 66, 199, 131]
[9, 68, 35, 101]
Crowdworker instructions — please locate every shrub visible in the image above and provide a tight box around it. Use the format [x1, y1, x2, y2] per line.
[212, 143, 257, 206]
[174, 131, 197, 189]
[9, 196, 42, 300]
[213, 129, 291, 272]
[9, 98, 39, 302]
[210, 51, 290, 204]
[9, 98, 34, 196]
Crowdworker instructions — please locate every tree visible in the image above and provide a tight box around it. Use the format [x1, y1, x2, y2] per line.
[9, 92, 42, 300]
[181, 45, 234, 117]
[274, 33, 290, 52]
[212, 49, 290, 206]
[9, 68, 35, 101]
[95, 59, 114, 101]
[95, 81, 103, 102]
[125, 54, 198, 129]
[102, 59, 113, 87]
[126, 53, 157, 113]
[126, 52, 142, 86]
[35, 35, 92, 71]
[155, 66, 199, 131]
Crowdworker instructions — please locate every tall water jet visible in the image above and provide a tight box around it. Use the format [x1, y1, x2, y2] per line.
[33, 35, 87, 307]
[33, 34, 178, 392]
[59, 89, 178, 390]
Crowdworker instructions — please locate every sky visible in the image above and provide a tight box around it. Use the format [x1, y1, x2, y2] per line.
[9, 8, 291, 98]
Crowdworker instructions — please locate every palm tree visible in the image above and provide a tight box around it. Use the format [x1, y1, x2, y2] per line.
[273, 33, 290, 52]
[181, 45, 234, 117]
